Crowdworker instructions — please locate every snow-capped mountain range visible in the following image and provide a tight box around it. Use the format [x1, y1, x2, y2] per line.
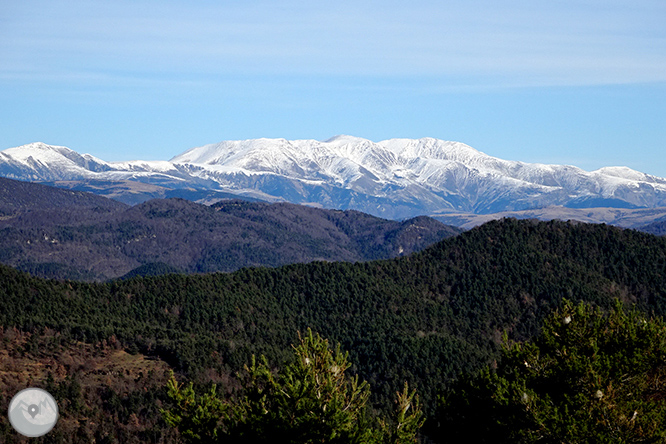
[2, 136, 666, 219]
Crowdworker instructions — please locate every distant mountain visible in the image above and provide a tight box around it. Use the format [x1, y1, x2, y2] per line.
[0, 178, 459, 280]
[0, 142, 265, 205]
[638, 219, 666, 236]
[432, 206, 666, 230]
[3, 138, 666, 220]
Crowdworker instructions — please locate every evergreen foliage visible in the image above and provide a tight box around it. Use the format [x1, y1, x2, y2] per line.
[437, 300, 666, 443]
[162, 330, 423, 443]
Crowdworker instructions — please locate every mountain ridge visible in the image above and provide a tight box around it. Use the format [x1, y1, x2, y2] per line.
[433, 205, 666, 230]
[0, 176, 459, 281]
[3, 137, 666, 219]
[0, 176, 127, 216]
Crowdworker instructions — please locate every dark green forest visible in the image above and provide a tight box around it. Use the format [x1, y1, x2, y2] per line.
[438, 300, 666, 443]
[1, 218, 666, 442]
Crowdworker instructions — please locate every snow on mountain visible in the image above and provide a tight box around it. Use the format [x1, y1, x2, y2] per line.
[169, 136, 666, 215]
[0, 142, 112, 180]
[0, 142, 190, 184]
[3, 137, 666, 219]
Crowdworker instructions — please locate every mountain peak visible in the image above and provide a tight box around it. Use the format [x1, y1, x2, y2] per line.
[594, 166, 648, 180]
[324, 135, 371, 144]
[19, 142, 51, 150]
[2, 142, 77, 163]
[3, 137, 666, 217]
[7, 142, 71, 154]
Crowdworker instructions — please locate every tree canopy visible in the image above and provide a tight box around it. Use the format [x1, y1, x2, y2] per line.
[437, 300, 666, 443]
[162, 329, 423, 443]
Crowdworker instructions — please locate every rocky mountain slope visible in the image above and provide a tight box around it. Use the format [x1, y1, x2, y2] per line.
[3, 137, 666, 219]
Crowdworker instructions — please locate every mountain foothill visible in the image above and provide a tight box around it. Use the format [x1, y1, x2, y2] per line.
[0, 177, 460, 281]
[1, 206, 666, 442]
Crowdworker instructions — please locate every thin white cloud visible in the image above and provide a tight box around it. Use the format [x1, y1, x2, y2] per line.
[1, 0, 665, 88]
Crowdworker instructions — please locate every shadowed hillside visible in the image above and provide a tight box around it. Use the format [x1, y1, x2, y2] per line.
[0, 177, 127, 216]
[640, 219, 666, 236]
[0, 178, 460, 280]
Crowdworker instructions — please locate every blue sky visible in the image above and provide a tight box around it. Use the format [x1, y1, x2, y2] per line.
[1, 0, 665, 176]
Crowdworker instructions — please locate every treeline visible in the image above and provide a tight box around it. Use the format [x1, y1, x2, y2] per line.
[0, 219, 666, 442]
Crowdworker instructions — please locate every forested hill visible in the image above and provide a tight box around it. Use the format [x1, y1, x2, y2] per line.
[0, 176, 127, 215]
[640, 219, 666, 236]
[0, 177, 460, 280]
[1, 218, 666, 442]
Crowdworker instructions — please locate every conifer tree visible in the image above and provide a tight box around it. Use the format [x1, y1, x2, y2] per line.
[438, 300, 666, 443]
[163, 329, 423, 443]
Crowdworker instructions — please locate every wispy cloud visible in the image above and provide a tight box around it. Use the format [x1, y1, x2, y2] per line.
[1, 0, 665, 90]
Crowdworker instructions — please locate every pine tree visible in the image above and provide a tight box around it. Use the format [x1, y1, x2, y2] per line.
[437, 300, 666, 443]
[162, 329, 424, 443]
